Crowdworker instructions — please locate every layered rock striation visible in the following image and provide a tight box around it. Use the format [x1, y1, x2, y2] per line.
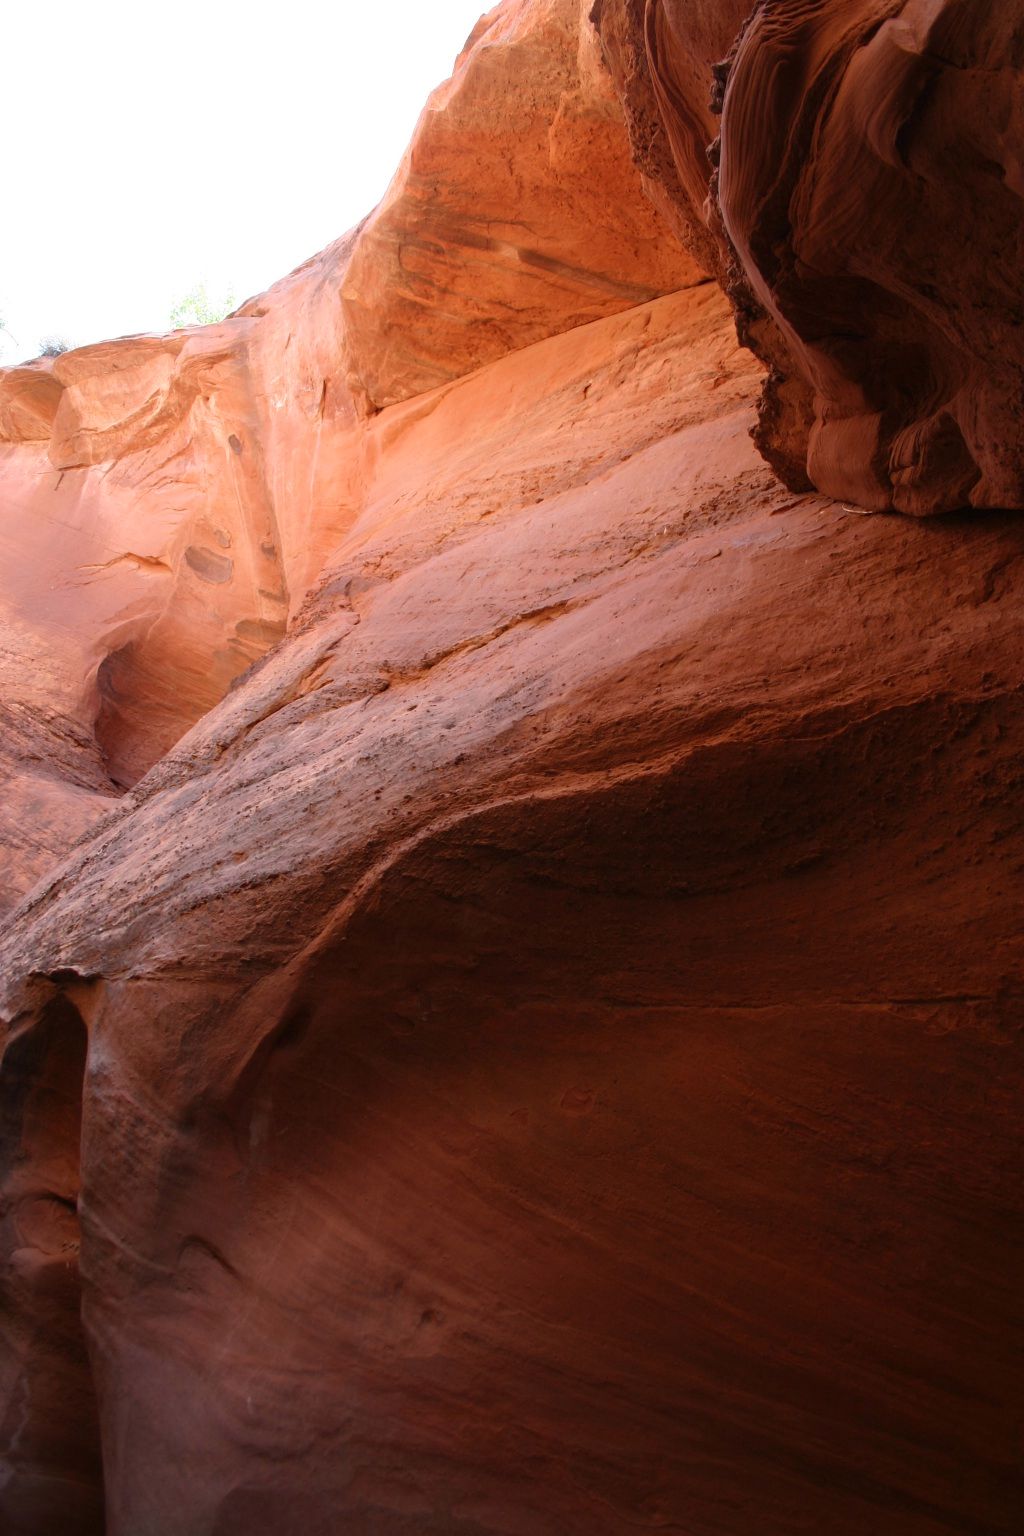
[596, 0, 1024, 513]
[0, 0, 698, 920]
[1, 3, 1022, 1534]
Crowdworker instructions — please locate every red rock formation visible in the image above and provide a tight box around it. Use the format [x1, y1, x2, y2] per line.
[336, 0, 703, 409]
[0, 325, 291, 910]
[596, 0, 1024, 513]
[0, 0, 702, 919]
[1, 3, 1022, 1534]
[589, 0, 749, 269]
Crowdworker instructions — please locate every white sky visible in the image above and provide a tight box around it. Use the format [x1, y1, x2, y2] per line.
[1, 0, 490, 363]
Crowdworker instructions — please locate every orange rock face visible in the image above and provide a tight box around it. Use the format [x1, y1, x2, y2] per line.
[1, 3, 1023, 1535]
[0, 0, 702, 918]
[337, 0, 704, 409]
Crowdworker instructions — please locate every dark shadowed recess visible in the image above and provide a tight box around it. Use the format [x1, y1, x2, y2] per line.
[0, 997, 105, 1535]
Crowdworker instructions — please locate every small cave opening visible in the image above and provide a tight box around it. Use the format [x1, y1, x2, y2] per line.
[0, 996, 106, 1535]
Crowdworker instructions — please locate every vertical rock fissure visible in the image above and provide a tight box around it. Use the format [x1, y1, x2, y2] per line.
[0, 998, 105, 1535]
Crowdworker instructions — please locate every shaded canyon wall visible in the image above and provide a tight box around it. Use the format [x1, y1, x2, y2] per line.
[0, 3, 1022, 1534]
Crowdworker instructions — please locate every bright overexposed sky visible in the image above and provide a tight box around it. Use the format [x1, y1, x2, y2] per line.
[1, 0, 490, 363]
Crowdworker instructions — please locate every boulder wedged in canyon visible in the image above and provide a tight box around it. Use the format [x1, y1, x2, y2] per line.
[1, 3, 1023, 1534]
[596, 0, 1024, 513]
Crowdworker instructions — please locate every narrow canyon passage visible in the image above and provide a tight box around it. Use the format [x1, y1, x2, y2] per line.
[0, 0, 1023, 1531]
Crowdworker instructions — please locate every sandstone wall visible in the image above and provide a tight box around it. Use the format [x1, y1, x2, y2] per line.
[596, 0, 1024, 513]
[0, 3, 1021, 1534]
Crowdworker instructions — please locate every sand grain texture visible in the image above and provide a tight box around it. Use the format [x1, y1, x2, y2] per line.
[0, 3, 1022, 1533]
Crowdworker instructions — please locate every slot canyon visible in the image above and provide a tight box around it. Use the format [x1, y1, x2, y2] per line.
[0, 2, 1021, 1533]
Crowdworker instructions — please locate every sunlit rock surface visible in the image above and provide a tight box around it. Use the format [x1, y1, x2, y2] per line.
[1, 3, 1022, 1534]
[0, 0, 701, 919]
[335, 0, 703, 409]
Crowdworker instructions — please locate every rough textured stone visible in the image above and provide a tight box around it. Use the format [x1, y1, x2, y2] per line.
[3, 281, 1023, 1534]
[0, 3, 1022, 1535]
[0, 0, 703, 914]
[334, 0, 704, 410]
[597, 0, 1024, 513]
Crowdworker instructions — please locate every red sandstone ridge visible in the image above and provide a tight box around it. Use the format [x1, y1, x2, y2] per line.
[1, 3, 1023, 1535]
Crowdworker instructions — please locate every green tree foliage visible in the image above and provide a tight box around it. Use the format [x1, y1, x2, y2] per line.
[169, 281, 236, 330]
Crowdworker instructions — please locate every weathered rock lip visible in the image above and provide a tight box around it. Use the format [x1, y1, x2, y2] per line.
[596, 0, 1024, 515]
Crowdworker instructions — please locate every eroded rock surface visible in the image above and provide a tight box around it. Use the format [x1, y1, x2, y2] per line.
[336, 0, 704, 409]
[1, 3, 1022, 1535]
[597, 0, 1024, 513]
[0, 0, 702, 918]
